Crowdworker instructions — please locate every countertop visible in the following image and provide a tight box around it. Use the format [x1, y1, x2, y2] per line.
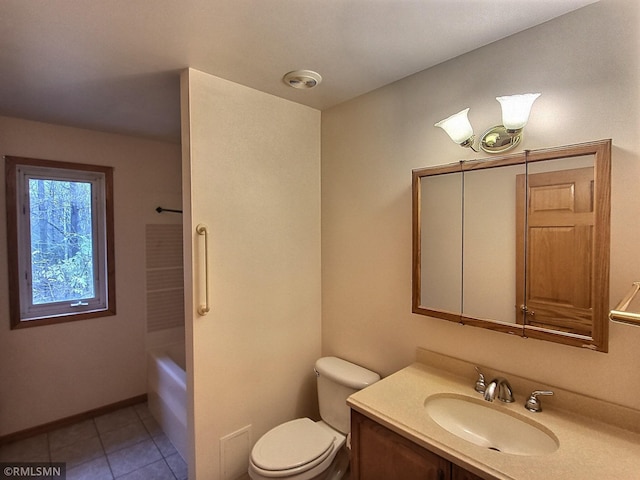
[347, 351, 640, 480]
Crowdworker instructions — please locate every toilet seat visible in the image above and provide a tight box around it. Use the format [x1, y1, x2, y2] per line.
[250, 418, 336, 476]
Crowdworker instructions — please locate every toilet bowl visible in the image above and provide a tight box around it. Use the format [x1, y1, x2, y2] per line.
[248, 418, 346, 480]
[248, 357, 379, 480]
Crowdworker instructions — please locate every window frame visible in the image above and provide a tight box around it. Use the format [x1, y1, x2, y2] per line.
[5, 156, 116, 329]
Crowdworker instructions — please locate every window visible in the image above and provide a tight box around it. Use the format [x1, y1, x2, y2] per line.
[5, 156, 115, 328]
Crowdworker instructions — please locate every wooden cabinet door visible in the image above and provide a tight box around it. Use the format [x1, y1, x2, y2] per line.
[516, 167, 595, 336]
[452, 464, 485, 480]
[351, 410, 450, 480]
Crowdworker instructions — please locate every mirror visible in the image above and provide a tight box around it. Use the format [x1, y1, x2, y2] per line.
[463, 161, 525, 331]
[417, 165, 462, 320]
[412, 140, 611, 351]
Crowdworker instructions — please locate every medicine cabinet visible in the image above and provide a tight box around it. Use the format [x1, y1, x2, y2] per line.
[412, 140, 611, 352]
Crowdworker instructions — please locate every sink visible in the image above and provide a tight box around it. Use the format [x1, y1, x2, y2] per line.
[425, 394, 559, 455]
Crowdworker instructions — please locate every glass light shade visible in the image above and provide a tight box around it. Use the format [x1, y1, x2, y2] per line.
[496, 93, 541, 130]
[434, 108, 474, 145]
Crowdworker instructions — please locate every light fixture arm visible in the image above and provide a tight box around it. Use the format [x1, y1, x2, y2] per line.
[460, 136, 480, 153]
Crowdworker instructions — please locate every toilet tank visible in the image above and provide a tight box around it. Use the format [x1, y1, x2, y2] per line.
[314, 357, 380, 434]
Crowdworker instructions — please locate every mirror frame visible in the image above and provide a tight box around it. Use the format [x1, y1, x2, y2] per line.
[412, 139, 611, 351]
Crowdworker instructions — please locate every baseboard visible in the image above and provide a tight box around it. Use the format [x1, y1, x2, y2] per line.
[0, 394, 147, 446]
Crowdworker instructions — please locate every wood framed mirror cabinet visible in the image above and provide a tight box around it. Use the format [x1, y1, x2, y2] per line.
[412, 139, 611, 352]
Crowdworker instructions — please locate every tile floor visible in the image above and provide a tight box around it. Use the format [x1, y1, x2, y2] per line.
[0, 402, 187, 480]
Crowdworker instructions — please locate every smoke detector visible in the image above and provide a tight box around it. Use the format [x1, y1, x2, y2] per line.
[283, 70, 322, 89]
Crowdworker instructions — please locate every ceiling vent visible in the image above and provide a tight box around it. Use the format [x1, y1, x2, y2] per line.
[283, 70, 322, 89]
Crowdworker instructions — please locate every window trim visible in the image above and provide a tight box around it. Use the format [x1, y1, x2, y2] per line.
[5, 156, 116, 329]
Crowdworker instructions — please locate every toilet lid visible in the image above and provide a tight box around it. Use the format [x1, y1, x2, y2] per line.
[251, 418, 335, 472]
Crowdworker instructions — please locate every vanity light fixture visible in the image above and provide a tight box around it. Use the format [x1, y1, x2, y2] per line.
[434, 93, 541, 154]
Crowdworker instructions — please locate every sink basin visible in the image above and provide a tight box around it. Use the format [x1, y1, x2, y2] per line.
[425, 394, 559, 455]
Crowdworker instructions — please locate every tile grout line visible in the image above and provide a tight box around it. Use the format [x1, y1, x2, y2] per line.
[135, 404, 180, 480]
[93, 417, 116, 480]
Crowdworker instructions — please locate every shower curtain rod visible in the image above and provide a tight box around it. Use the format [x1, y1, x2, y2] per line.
[156, 206, 183, 214]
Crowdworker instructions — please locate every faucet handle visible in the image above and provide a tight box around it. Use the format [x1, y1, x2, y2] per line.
[474, 366, 486, 394]
[525, 390, 554, 412]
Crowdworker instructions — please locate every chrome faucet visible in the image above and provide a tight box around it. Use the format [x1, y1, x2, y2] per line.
[483, 377, 515, 403]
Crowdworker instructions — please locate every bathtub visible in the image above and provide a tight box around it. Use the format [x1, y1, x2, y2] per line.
[147, 343, 187, 460]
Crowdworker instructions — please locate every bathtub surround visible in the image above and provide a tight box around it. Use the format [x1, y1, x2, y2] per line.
[0, 116, 182, 437]
[148, 343, 188, 461]
[146, 224, 185, 333]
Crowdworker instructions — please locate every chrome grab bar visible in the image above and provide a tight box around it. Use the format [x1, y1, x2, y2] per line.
[196, 223, 210, 315]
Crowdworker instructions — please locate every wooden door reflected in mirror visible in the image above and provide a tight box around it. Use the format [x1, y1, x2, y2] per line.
[517, 165, 594, 335]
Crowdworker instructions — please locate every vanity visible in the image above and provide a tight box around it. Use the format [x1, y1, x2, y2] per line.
[351, 410, 482, 480]
[348, 139, 640, 478]
[347, 348, 640, 480]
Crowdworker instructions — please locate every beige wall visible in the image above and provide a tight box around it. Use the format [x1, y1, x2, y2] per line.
[0, 116, 182, 436]
[181, 69, 322, 479]
[321, 0, 640, 410]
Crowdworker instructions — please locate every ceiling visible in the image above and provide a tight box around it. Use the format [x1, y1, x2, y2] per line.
[0, 0, 597, 143]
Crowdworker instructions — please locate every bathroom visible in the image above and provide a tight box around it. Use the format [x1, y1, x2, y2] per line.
[1, 1, 639, 479]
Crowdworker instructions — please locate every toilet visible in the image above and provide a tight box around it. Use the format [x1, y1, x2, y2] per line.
[248, 357, 380, 480]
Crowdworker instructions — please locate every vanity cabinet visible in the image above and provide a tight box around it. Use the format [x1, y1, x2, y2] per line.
[451, 465, 485, 480]
[351, 410, 485, 480]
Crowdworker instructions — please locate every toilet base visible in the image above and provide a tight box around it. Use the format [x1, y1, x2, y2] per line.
[321, 446, 350, 480]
